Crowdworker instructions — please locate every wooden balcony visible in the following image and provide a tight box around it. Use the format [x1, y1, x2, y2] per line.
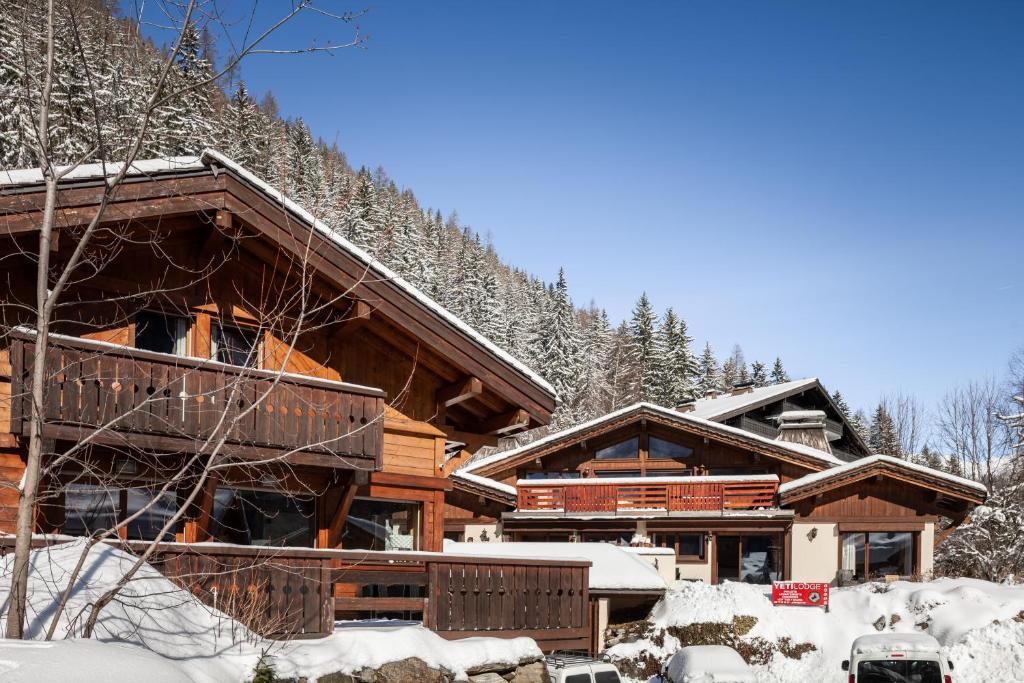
[5, 331, 385, 470]
[515, 476, 779, 515]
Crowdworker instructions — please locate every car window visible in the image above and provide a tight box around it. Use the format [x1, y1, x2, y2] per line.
[594, 672, 621, 683]
[857, 659, 942, 683]
[565, 674, 592, 683]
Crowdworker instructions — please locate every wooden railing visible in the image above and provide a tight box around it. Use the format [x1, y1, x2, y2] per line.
[0, 539, 592, 650]
[6, 332, 385, 469]
[516, 478, 779, 514]
[333, 551, 592, 652]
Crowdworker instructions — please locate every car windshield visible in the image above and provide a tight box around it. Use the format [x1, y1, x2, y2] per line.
[857, 659, 942, 683]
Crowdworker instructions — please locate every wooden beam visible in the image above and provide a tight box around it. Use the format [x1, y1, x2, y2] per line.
[185, 472, 220, 543]
[477, 408, 531, 436]
[330, 299, 372, 342]
[437, 376, 483, 408]
[327, 475, 359, 548]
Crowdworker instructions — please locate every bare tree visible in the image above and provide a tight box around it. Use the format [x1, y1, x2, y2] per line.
[881, 390, 926, 460]
[1, 0, 368, 639]
[935, 377, 1008, 489]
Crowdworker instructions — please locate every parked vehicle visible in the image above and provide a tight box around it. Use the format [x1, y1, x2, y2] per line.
[544, 652, 623, 683]
[663, 645, 756, 683]
[842, 633, 953, 683]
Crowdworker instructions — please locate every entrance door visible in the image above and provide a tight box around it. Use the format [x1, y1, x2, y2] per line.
[717, 536, 740, 582]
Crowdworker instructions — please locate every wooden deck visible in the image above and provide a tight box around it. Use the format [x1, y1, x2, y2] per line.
[0, 539, 593, 650]
[6, 332, 385, 469]
[516, 478, 779, 514]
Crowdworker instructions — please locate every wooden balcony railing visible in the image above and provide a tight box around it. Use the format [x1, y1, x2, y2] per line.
[516, 476, 779, 514]
[6, 331, 385, 469]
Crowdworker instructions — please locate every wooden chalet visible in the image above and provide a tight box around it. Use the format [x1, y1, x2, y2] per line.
[0, 152, 595, 650]
[456, 402, 986, 585]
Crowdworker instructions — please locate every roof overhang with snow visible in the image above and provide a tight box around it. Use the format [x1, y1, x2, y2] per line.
[0, 152, 557, 428]
[462, 402, 846, 479]
[450, 470, 517, 506]
[779, 455, 987, 507]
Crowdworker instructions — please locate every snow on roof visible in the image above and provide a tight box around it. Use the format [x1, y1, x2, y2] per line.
[779, 454, 988, 496]
[452, 470, 517, 497]
[851, 633, 943, 656]
[777, 410, 827, 422]
[461, 402, 845, 475]
[517, 474, 779, 486]
[0, 155, 205, 187]
[688, 379, 820, 420]
[666, 645, 755, 683]
[1, 152, 556, 402]
[442, 541, 667, 592]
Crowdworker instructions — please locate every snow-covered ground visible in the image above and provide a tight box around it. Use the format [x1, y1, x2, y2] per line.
[607, 579, 1024, 683]
[0, 541, 540, 682]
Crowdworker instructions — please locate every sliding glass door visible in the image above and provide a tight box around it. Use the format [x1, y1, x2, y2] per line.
[715, 534, 783, 584]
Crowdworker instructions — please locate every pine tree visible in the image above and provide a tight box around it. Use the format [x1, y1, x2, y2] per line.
[576, 307, 613, 420]
[869, 404, 902, 457]
[223, 82, 264, 169]
[533, 269, 583, 425]
[721, 357, 737, 390]
[770, 358, 790, 384]
[695, 342, 721, 396]
[343, 167, 383, 251]
[831, 390, 851, 417]
[655, 308, 697, 405]
[627, 293, 660, 402]
[750, 361, 769, 388]
[0, 5, 34, 168]
[164, 21, 217, 154]
[850, 409, 870, 443]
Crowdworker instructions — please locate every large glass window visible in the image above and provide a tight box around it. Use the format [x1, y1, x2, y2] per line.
[64, 484, 182, 541]
[842, 531, 915, 581]
[210, 488, 315, 547]
[212, 324, 260, 367]
[343, 498, 420, 551]
[594, 469, 640, 478]
[716, 534, 782, 584]
[594, 437, 639, 460]
[135, 311, 188, 356]
[652, 532, 705, 560]
[525, 471, 581, 480]
[581, 531, 633, 545]
[648, 436, 693, 460]
[857, 660, 942, 683]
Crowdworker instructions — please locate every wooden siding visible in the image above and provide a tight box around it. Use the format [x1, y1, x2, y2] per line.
[516, 479, 778, 513]
[382, 410, 446, 478]
[793, 478, 938, 521]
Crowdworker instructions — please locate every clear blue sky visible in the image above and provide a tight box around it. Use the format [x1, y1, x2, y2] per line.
[223, 1, 1023, 415]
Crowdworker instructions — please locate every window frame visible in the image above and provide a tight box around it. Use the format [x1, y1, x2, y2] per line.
[211, 323, 262, 369]
[592, 436, 640, 461]
[840, 530, 918, 582]
[647, 435, 695, 461]
[651, 531, 706, 563]
[134, 310, 190, 356]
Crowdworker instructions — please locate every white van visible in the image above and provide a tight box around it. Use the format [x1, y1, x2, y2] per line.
[544, 652, 623, 683]
[842, 633, 953, 683]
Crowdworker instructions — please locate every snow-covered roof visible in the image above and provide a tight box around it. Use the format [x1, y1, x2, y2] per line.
[451, 470, 517, 498]
[442, 541, 667, 592]
[1, 152, 556, 403]
[779, 454, 988, 497]
[688, 379, 820, 420]
[851, 633, 943, 656]
[517, 474, 779, 486]
[462, 402, 845, 475]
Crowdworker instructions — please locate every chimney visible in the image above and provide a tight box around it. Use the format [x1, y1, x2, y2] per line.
[676, 400, 696, 413]
[704, 389, 721, 400]
[731, 381, 755, 396]
[775, 410, 832, 454]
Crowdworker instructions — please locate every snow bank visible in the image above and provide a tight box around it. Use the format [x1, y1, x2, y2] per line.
[0, 541, 541, 682]
[443, 540, 667, 591]
[665, 644, 756, 683]
[607, 578, 1024, 683]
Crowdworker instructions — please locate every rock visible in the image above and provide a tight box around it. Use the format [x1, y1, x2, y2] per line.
[315, 674, 358, 683]
[509, 661, 550, 683]
[469, 673, 507, 683]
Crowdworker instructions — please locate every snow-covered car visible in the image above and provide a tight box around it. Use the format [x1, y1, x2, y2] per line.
[663, 645, 756, 683]
[842, 633, 953, 683]
[544, 652, 623, 683]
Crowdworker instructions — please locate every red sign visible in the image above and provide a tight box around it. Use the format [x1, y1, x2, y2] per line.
[771, 581, 829, 609]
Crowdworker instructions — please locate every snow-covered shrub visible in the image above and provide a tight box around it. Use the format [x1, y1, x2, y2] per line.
[935, 491, 1024, 582]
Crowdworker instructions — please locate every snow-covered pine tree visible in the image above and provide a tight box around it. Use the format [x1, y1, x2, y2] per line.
[830, 390, 851, 417]
[343, 167, 384, 252]
[750, 361, 769, 388]
[849, 409, 870, 444]
[0, 4, 34, 168]
[721, 357, 737, 390]
[770, 357, 790, 384]
[533, 269, 583, 426]
[695, 342, 721, 396]
[656, 308, 697, 405]
[607, 321, 634, 410]
[286, 118, 326, 211]
[164, 21, 217, 155]
[575, 306, 614, 421]
[222, 82, 264, 169]
[628, 293, 660, 403]
[869, 403, 902, 457]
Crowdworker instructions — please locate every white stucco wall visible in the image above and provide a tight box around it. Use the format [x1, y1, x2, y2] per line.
[624, 547, 676, 584]
[675, 555, 712, 582]
[596, 597, 609, 652]
[920, 521, 935, 578]
[790, 522, 839, 583]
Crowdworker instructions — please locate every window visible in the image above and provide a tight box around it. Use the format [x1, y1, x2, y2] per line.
[581, 531, 632, 545]
[594, 672, 622, 683]
[565, 675, 592, 683]
[841, 532, 915, 582]
[212, 324, 260, 368]
[716, 534, 782, 584]
[648, 436, 693, 460]
[135, 311, 188, 355]
[707, 468, 768, 476]
[646, 469, 691, 478]
[652, 532, 705, 560]
[525, 471, 581, 480]
[64, 484, 182, 541]
[594, 470, 640, 478]
[343, 498, 421, 551]
[857, 660, 941, 683]
[594, 437, 639, 460]
[210, 489, 315, 547]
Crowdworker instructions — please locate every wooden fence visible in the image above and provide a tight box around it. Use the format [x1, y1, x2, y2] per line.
[517, 478, 779, 514]
[6, 331, 385, 469]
